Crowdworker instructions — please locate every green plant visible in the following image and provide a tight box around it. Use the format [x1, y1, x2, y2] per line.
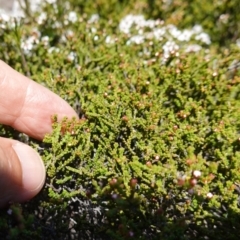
[0, 1, 240, 239]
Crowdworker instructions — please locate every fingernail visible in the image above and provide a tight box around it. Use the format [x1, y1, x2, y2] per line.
[12, 142, 45, 192]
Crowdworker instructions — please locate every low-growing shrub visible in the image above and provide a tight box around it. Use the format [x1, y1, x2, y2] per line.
[0, 1, 240, 239]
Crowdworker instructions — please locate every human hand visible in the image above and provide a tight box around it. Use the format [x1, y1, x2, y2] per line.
[0, 60, 78, 208]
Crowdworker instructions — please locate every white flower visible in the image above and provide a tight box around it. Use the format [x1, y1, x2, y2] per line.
[0, 13, 10, 22]
[119, 15, 133, 34]
[162, 40, 179, 62]
[192, 25, 203, 34]
[132, 15, 146, 29]
[138, 28, 144, 35]
[163, 40, 179, 53]
[192, 170, 201, 178]
[68, 11, 78, 23]
[117, 14, 211, 63]
[0, 13, 9, 29]
[126, 35, 145, 45]
[145, 19, 156, 29]
[21, 35, 40, 54]
[88, 14, 99, 23]
[60, 34, 67, 43]
[219, 14, 229, 24]
[67, 51, 77, 62]
[37, 12, 47, 25]
[53, 21, 62, 29]
[153, 27, 166, 40]
[0, 13, 19, 29]
[178, 29, 193, 41]
[206, 192, 213, 199]
[48, 47, 60, 53]
[66, 30, 74, 38]
[91, 27, 97, 33]
[168, 25, 181, 39]
[64, 20, 69, 25]
[195, 32, 211, 45]
[185, 44, 202, 53]
[105, 36, 114, 44]
[119, 14, 145, 34]
[41, 36, 49, 46]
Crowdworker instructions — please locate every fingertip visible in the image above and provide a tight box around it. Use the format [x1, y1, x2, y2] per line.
[12, 142, 46, 200]
[0, 60, 78, 140]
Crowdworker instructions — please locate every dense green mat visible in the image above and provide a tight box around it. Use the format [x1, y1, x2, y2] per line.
[0, 0, 240, 239]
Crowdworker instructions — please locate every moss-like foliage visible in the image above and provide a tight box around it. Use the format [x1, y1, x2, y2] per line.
[0, 0, 240, 239]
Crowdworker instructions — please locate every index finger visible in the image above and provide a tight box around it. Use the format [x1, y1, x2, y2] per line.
[0, 60, 78, 140]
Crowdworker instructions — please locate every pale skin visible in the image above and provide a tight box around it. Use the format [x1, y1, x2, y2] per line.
[0, 60, 78, 208]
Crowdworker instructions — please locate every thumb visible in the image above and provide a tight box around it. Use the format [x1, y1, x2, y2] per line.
[0, 137, 45, 208]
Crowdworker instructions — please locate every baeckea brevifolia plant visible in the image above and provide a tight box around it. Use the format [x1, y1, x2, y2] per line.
[0, 0, 240, 239]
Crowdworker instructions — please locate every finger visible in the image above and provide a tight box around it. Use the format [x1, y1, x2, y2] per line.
[0, 137, 45, 208]
[0, 60, 78, 140]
